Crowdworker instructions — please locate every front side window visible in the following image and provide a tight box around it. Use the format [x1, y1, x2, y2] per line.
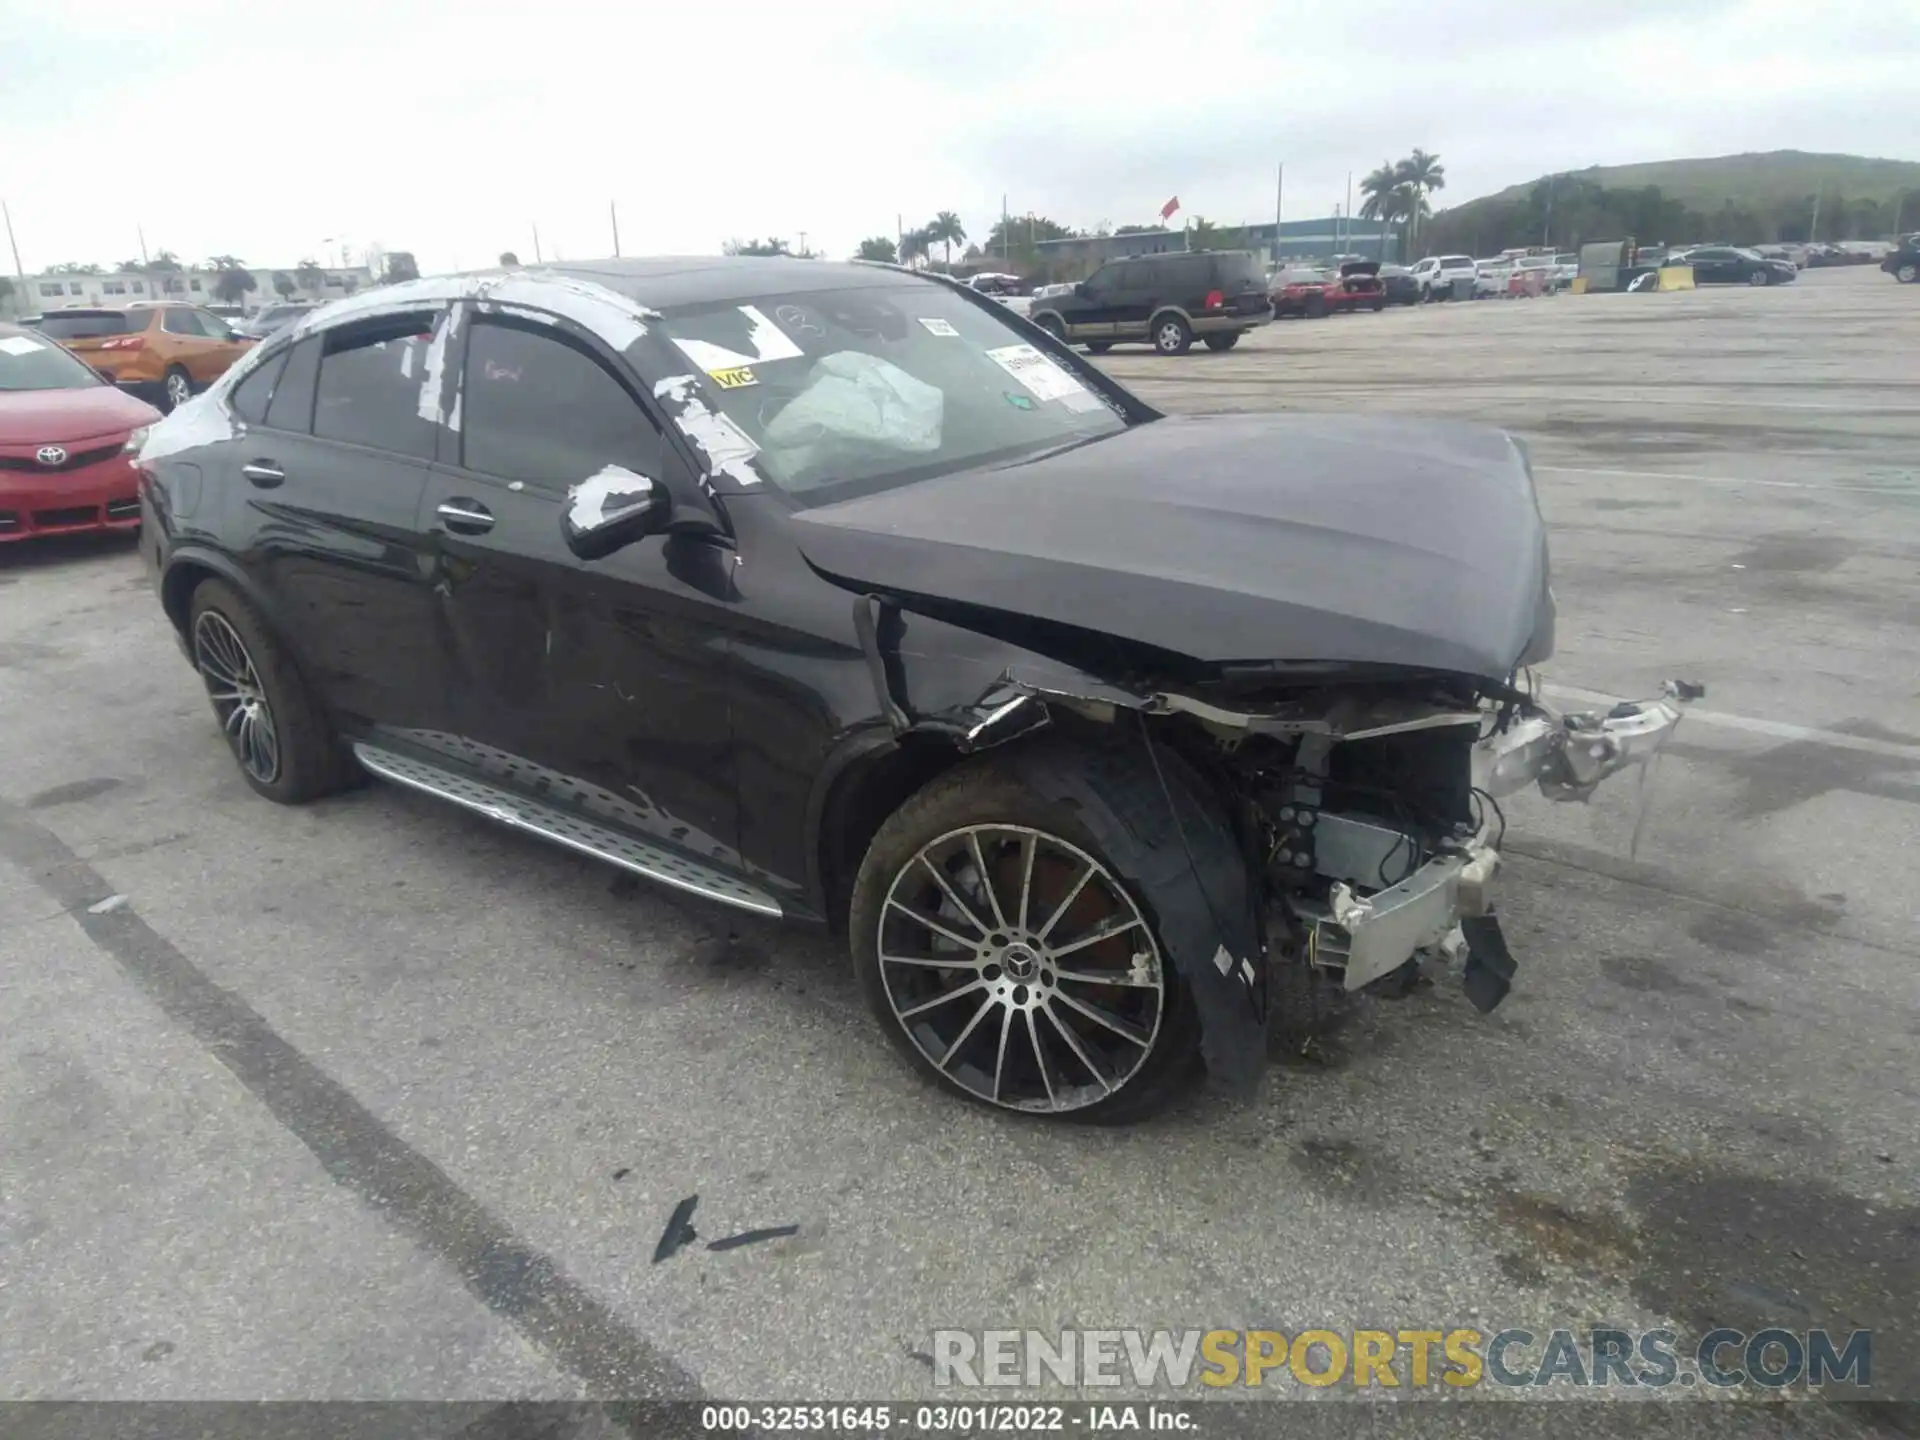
[459, 319, 660, 488]
[312, 314, 438, 458]
[163, 308, 206, 336]
[650, 280, 1129, 503]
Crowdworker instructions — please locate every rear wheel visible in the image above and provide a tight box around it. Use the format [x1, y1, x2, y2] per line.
[1894, 263, 1917, 284]
[850, 762, 1200, 1122]
[162, 366, 194, 413]
[1202, 332, 1240, 351]
[1034, 314, 1066, 342]
[1370, 298, 1386, 312]
[188, 579, 359, 803]
[1748, 269, 1771, 286]
[1304, 296, 1328, 319]
[1151, 314, 1192, 355]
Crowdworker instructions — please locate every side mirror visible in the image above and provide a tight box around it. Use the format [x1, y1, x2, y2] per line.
[561, 468, 671, 560]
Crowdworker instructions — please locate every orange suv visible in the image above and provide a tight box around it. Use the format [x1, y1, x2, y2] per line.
[32, 304, 254, 412]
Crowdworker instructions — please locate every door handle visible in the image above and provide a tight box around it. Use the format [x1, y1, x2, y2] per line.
[436, 498, 495, 534]
[241, 460, 285, 487]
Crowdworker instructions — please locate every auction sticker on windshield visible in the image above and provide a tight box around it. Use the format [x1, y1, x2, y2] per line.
[984, 343, 1087, 404]
[710, 366, 758, 389]
[918, 317, 960, 337]
[0, 336, 46, 356]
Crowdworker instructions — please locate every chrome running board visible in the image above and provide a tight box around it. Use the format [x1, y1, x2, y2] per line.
[352, 742, 782, 917]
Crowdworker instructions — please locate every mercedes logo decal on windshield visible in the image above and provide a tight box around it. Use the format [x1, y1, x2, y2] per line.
[36, 445, 68, 467]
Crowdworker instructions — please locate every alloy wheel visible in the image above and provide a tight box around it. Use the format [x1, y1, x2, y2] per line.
[1897, 264, 1917, 284]
[166, 370, 193, 408]
[1748, 270, 1769, 286]
[193, 611, 281, 783]
[877, 824, 1165, 1114]
[1155, 322, 1184, 353]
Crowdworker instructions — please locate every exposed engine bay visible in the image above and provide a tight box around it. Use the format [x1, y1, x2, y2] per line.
[862, 624, 1700, 1036]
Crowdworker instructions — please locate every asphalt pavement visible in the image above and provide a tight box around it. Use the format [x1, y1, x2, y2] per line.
[2, 264, 1915, 1434]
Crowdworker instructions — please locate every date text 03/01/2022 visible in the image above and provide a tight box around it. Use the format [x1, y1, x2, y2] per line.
[698, 1403, 1194, 1431]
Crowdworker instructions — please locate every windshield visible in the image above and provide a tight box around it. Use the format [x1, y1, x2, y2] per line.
[35, 311, 135, 340]
[651, 280, 1127, 504]
[0, 330, 103, 391]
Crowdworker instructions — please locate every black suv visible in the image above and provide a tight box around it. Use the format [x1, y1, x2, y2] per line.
[133, 257, 1682, 1123]
[1884, 235, 1919, 284]
[1028, 250, 1271, 354]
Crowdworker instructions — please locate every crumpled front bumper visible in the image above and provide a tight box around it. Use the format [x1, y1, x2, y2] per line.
[1295, 683, 1696, 1008]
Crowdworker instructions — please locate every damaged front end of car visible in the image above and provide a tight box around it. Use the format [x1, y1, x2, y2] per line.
[855, 600, 1697, 1087]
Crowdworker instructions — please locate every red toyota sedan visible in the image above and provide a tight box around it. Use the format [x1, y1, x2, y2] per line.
[1, 322, 162, 542]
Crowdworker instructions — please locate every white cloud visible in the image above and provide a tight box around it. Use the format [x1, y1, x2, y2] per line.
[3, 0, 1913, 275]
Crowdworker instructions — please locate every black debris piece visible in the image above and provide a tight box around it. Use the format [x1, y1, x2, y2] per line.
[651, 1194, 699, 1263]
[706, 1224, 801, 1252]
[612, 1167, 632, 1181]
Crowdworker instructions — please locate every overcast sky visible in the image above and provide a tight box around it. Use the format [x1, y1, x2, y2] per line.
[4, 0, 1916, 275]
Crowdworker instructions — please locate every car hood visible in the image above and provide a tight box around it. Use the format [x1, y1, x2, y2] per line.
[0, 384, 160, 445]
[792, 413, 1554, 684]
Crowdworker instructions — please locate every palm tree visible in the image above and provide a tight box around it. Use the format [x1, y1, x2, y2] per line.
[1188, 216, 1218, 249]
[1392, 181, 1430, 256]
[1395, 150, 1446, 247]
[898, 228, 931, 269]
[295, 258, 327, 295]
[1358, 165, 1405, 257]
[926, 211, 966, 267]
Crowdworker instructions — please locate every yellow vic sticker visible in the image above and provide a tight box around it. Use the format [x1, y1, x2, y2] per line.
[709, 366, 758, 389]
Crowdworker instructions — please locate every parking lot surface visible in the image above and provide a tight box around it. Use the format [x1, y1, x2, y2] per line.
[3, 266, 1915, 1429]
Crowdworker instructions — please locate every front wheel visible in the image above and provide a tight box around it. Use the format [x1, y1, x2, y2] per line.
[162, 366, 194, 413]
[850, 762, 1200, 1121]
[1151, 314, 1192, 355]
[1035, 314, 1066, 342]
[1894, 263, 1917, 284]
[1748, 269, 1771, 286]
[1203, 332, 1240, 351]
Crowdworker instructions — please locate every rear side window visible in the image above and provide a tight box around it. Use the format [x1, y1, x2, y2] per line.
[1211, 253, 1263, 287]
[35, 311, 135, 340]
[231, 350, 289, 425]
[459, 319, 660, 489]
[312, 314, 438, 459]
[264, 337, 321, 433]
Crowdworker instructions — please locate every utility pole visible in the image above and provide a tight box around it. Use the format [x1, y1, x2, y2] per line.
[799, 231, 808, 258]
[1274, 162, 1284, 266]
[610, 201, 620, 257]
[1809, 188, 1821, 243]
[3, 199, 24, 281]
[1344, 172, 1353, 257]
[1002, 194, 1010, 262]
[1543, 175, 1555, 249]
[532, 223, 543, 264]
[137, 223, 149, 266]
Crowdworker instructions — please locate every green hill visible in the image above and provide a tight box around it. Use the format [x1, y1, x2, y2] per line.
[1480, 150, 1920, 212]
[1423, 150, 1920, 255]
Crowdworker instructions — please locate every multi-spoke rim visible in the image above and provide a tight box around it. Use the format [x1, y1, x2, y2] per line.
[877, 824, 1165, 1114]
[1156, 321, 1184, 352]
[193, 612, 280, 783]
[166, 371, 193, 407]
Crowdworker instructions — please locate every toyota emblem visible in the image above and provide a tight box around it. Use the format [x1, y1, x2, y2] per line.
[35, 445, 68, 467]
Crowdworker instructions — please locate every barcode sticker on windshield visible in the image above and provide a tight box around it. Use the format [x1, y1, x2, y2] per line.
[984, 343, 1086, 403]
[0, 336, 46, 356]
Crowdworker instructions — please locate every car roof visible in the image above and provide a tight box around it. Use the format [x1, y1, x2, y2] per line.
[275, 256, 952, 351]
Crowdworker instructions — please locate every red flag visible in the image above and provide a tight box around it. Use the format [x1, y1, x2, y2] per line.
[1159, 195, 1180, 221]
